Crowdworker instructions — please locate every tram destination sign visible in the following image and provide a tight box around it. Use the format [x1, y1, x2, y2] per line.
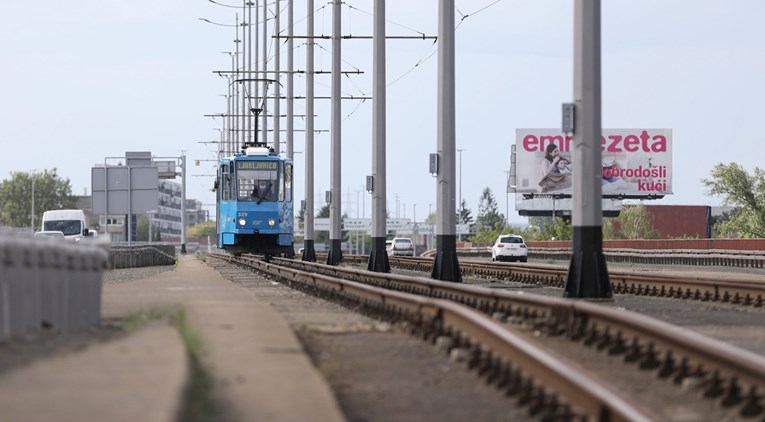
[236, 161, 278, 170]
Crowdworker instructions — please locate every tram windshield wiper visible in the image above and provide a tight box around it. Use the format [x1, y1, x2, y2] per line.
[256, 181, 272, 204]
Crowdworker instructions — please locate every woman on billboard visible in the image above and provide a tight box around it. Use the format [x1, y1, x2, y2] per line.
[538, 144, 572, 192]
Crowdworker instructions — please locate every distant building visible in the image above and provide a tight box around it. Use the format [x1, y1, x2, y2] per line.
[79, 179, 208, 242]
[643, 205, 711, 238]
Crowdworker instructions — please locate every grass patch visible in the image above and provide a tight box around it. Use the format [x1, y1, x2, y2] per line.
[174, 308, 217, 422]
[121, 306, 178, 331]
[120, 307, 216, 421]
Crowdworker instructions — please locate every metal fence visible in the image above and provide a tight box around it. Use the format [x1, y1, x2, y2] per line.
[108, 244, 177, 269]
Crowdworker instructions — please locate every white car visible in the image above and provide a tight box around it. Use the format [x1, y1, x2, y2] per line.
[33, 230, 66, 240]
[491, 234, 528, 262]
[390, 237, 415, 257]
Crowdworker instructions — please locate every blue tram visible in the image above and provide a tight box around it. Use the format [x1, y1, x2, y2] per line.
[216, 143, 294, 257]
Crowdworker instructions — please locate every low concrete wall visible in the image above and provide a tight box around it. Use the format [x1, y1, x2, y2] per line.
[0, 235, 108, 340]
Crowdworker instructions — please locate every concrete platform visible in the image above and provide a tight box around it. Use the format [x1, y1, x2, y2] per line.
[0, 254, 345, 422]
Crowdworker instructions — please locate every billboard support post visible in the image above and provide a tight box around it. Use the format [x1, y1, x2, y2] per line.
[564, 0, 612, 299]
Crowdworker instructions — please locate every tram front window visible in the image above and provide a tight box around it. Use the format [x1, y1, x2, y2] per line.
[238, 169, 278, 202]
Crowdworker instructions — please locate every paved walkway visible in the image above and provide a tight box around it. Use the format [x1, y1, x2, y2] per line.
[0, 255, 345, 422]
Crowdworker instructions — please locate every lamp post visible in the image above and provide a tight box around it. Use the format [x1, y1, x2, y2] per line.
[359, 184, 366, 218]
[504, 170, 510, 230]
[457, 148, 463, 212]
[30, 170, 39, 230]
[457, 148, 463, 241]
[147, 210, 157, 243]
[412, 203, 418, 255]
[428, 203, 433, 250]
[355, 189, 361, 255]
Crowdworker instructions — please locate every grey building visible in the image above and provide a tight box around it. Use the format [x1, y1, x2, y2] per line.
[81, 179, 208, 242]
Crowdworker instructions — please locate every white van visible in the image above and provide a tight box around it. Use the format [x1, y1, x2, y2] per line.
[41, 209, 92, 242]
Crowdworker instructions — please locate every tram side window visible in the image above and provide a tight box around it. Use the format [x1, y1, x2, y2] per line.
[238, 169, 278, 202]
[284, 163, 293, 202]
[220, 164, 231, 201]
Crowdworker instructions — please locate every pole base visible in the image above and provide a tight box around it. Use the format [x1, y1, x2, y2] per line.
[302, 239, 317, 262]
[563, 226, 613, 298]
[326, 238, 343, 266]
[181, 244, 187, 254]
[367, 237, 391, 273]
[431, 235, 462, 283]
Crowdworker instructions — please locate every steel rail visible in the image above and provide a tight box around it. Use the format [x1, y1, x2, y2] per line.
[344, 255, 765, 308]
[210, 252, 650, 421]
[265, 254, 765, 417]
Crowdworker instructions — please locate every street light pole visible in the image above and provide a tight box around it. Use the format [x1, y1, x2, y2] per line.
[457, 148, 463, 212]
[30, 170, 38, 230]
[359, 184, 366, 218]
[504, 170, 510, 230]
[457, 148, 463, 241]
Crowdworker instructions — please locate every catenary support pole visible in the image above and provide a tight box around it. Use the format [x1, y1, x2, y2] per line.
[181, 154, 187, 254]
[286, 0, 294, 159]
[247, 1, 253, 145]
[302, 0, 317, 262]
[273, 0, 281, 155]
[431, 0, 461, 282]
[235, 14, 241, 150]
[564, 0, 612, 298]
[261, 0, 268, 146]
[368, 0, 390, 272]
[326, 0, 343, 265]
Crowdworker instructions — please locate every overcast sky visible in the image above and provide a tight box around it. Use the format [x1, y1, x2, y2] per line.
[2, 1, 764, 224]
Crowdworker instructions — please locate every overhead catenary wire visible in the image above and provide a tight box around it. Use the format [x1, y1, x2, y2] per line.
[208, 0, 505, 144]
[386, 0, 505, 87]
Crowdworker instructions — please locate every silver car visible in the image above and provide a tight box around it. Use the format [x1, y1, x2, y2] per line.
[33, 230, 66, 240]
[390, 237, 415, 257]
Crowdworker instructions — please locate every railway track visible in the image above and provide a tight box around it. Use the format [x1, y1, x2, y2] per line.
[208, 252, 765, 420]
[342, 255, 765, 309]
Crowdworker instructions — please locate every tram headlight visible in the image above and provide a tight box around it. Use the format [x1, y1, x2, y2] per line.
[238, 218, 246, 226]
[268, 218, 276, 227]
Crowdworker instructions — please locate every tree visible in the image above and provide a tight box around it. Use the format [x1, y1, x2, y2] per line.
[315, 203, 349, 246]
[703, 163, 765, 238]
[0, 169, 76, 228]
[475, 187, 504, 230]
[187, 221, 216, 237]
[527, 215, 573, 241]
[603, 203, 659, 240]
[457, 199, 473, 225]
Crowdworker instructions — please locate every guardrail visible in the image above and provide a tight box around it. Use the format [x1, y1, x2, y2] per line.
[425, 247, 765, 268]
[529, 247, 765, 268]
[108, 244, 176, 269]
[0, 235, 108, 340]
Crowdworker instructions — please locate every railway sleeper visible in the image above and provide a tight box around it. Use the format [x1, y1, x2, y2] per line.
[739, 387, 764, 417]
[242, 256, 765, 419]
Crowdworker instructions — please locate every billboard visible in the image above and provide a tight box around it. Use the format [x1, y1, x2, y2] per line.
[514, 129, 673, 198]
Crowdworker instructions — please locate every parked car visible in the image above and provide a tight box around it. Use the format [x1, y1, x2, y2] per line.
[390, 237, 415, 257]
[33, 230, 66, 240]
[491, 234, 528, 262]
